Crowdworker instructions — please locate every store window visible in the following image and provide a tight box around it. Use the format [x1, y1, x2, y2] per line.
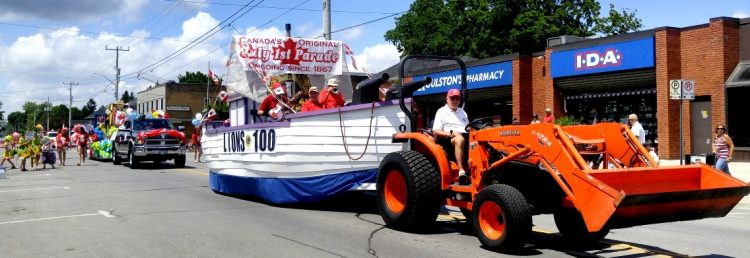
[565, 89, 657, 145]
[726, 61, 750, 148]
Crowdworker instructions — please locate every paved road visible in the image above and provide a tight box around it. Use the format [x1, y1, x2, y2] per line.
[0, 155, 748, 257]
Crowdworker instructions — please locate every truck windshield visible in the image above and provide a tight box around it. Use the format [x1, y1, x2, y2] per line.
[133, 119, 174, 130]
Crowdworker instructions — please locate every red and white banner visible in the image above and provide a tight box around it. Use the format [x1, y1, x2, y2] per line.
[234, 36, 344, 78]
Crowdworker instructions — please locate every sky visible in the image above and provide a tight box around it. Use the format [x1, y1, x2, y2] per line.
[0, 0, 748, 114]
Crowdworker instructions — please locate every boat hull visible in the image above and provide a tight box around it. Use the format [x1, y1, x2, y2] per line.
[202, 101, 410, 203]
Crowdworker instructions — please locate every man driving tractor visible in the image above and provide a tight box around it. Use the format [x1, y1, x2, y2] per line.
[431, 88, 469, 184]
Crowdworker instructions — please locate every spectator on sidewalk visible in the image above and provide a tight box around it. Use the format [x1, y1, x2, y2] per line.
[628, 114, 646, 144]
[543, 108, 555, 123]
[713, 124, 734, 175]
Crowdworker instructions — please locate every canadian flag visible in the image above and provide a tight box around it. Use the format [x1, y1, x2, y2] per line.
[208, 69, 220, 86]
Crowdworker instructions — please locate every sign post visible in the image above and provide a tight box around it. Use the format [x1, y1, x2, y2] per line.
[669, 79, 696, 165]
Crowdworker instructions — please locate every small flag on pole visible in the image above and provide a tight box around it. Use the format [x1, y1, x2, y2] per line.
[208, 69, 220, 86]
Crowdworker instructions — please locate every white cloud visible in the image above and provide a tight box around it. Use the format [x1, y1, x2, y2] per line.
[0, 0, 147, 22]
[732, 10, 749, 19]
[340, 27, 364, 41]
[0, 12, 228, 114]
[353, 43, 401, 74]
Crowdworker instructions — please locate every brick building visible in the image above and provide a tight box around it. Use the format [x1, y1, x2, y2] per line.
[407, 17, 750, 160]
[137, 82, 224, 137]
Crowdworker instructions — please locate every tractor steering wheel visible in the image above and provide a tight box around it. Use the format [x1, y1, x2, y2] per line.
[465, 117, 494, 131]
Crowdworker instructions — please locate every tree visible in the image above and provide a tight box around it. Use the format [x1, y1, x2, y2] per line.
[121, 90, 134, 103]
[7, 111, 25, 132]
[0, 100, 4, 121]
[178, 71, 209, 84]
[81, 98, 97, 118]
[50, 104, 70, 129]
[385, 0, 643, 57]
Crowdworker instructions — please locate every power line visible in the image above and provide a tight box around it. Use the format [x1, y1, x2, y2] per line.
[315, 11, 405, 39]
[165, 0, 401, 15]
[129, 0, 264, 76]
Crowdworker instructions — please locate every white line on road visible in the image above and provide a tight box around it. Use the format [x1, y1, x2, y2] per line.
[0, 186, 69, 193]
[0, 210, 114, 225]
[7, 173, 51, 178]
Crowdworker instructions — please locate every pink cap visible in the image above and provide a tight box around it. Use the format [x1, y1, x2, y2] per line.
[447, 89, 461, 97]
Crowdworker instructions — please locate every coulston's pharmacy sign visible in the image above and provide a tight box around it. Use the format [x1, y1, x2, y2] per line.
[413, 61, 513, 96]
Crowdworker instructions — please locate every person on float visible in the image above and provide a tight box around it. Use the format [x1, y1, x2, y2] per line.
[257, 82, 292, 121]
[301, 86, 325, 112]
[432, 89, 470, 185]
[378, 79, 392, 102]
[319, 78, 345, 109]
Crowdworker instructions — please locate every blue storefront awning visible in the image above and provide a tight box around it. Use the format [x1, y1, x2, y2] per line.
[413, 61, 513, 96]
[551, 37, 655, 78]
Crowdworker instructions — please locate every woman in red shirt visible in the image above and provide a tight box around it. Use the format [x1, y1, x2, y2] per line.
[190, 127, 203, 163]
[75, 127, 88, 166]
[56, 128, 69, 166]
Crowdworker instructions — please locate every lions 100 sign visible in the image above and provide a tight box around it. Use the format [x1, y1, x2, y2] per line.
[224, 129, 277, 153]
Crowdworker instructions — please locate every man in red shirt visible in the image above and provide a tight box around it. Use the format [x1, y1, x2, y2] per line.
[302, 86, 325, 112]
[318, 78, 345, 109]
[543, 108, 555, 123]
[258, 82, 291, 121]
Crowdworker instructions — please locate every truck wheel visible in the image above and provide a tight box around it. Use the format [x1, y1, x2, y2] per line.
[377, 150, 441, 232]
[554, 208, 610, 244]
[129, 149, 140, 169]
[472, 184, 531, 250]
[112, 146, 122, 165]
[174, 155, 186, 168]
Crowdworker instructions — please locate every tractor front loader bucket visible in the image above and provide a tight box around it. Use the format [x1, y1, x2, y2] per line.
[588, 163, 750, 229]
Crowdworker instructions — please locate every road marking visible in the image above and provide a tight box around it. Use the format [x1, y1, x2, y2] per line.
[0, 210, 114, 225]
[0, 186, 70, 193]
[7, 173, 51, 178]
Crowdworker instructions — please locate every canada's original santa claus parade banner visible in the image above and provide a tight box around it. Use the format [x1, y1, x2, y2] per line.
[234, 36, 345, 78]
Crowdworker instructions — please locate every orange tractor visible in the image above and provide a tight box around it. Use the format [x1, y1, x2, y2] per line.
[376, 56, 750, 250]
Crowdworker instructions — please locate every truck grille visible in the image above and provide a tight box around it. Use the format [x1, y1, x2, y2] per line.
[145, 135, 180, 145]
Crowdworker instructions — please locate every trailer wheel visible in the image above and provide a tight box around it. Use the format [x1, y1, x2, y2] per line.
[472, 184, 531, 250]
[554, 208, 610, 244]
[377, 150, 441, 232]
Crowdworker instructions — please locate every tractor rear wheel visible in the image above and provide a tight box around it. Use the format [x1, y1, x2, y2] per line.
[554, 208, 610, 244]
[472, 184, 531, 250]
[377, 150, 441, 232]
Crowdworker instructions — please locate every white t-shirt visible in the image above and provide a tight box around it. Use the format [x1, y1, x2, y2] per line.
[631, 121, 646, 144]
[432, 105, 469, 133]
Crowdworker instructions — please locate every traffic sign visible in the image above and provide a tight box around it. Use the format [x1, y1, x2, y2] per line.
[669, 80, 682, 100]
[682, 80, 695, 100]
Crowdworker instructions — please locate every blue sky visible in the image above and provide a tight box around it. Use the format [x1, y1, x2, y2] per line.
[0, 0, 747, 114]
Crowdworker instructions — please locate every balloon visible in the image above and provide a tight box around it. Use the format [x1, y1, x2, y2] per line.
[126, 108, 133, 115]
[4, 135, 11, 142]
[195, 113, 203, 120]
[191, 119, 200, 126]
[128, 112, 139, 120]
[12, 132, 20, 139]
[152, 111, 159, 118]
[105, 109, 111, 115]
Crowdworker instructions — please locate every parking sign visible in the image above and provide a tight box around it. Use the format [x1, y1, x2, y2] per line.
[669, 80, 682, 100]
[682, 80, 695, 100]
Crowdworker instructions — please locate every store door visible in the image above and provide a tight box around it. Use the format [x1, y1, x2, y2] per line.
[691, 100, 712, 154]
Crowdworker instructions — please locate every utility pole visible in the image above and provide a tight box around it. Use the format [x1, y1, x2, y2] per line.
[323, 0, 331, 40]
[46, 97, 50, 130]
[106, 45, 130, 100]
[64, 81, 78, 139]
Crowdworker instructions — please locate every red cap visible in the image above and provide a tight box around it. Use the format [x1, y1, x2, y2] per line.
[447, 89, 461, 97]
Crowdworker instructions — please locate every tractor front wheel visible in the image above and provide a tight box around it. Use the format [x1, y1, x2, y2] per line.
[377, 150, 441, 232]
[472, 184, 531, 250]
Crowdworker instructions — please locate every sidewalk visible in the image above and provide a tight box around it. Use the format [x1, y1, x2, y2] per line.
[660, 159, 750, 183]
